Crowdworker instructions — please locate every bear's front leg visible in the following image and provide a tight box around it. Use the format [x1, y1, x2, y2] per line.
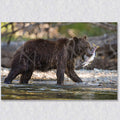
[66, 69, 82, 83]
[65, 60, 82, 83]
[56, 48, 67, 85]
[57, 68, 65, 85]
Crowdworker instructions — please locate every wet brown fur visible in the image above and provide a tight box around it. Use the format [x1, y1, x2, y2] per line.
[4, 36, 92, 85]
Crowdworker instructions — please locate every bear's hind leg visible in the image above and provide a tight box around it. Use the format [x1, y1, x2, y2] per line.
[20, 71, 33, 84]
[4, 68, 21, 84]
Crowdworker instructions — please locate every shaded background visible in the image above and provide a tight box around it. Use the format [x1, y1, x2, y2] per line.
[1, 22, 117, 70]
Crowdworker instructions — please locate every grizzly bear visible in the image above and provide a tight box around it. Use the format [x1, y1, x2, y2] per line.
[4, 36, 93, 85]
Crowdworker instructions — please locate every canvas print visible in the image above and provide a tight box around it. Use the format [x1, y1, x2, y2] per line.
[1, 22, 117, 100]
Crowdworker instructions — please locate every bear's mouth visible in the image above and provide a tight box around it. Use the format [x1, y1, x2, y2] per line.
[85, 47, 94, 57]
[82, 47, 97, 67]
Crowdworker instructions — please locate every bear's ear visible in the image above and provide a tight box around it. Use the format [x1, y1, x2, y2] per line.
[73, 37, 78, 41]
[83, 36, 87, 40]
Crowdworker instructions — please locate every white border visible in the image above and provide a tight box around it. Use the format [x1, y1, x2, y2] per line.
[0, 0, 120, 120]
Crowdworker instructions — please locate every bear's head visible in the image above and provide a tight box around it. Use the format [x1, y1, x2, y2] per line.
[73, 36, 93, 57]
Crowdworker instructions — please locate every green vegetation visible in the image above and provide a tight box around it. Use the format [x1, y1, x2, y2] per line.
[1, 22, 114, 42]
[59, 23, 111, 37]
[1, 22, 12, 33]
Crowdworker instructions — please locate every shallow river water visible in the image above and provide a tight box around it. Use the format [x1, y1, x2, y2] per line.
[1, 68, 117, 100]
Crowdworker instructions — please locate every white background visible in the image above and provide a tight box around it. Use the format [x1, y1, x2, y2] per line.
[0, 0, 120, 120]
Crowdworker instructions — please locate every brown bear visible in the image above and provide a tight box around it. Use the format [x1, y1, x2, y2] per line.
[4, 36, 93, 85]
